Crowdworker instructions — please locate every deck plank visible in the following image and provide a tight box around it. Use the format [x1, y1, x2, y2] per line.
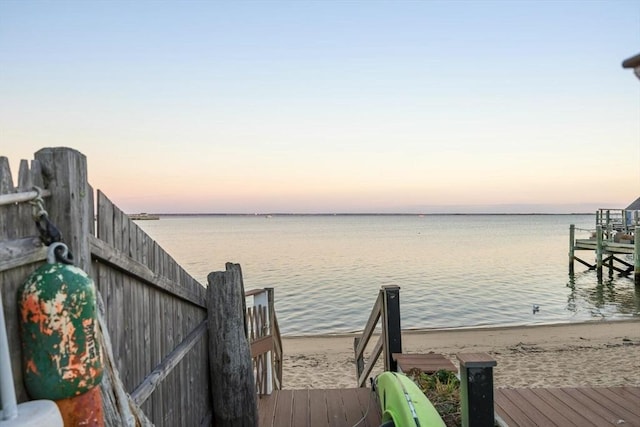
[258, 393, 277, 427]
[495, 389, 538, 427]
[355, 387, 382, 427]
[325, 389, 349, 427]
[579, 387, 640, 425]
[258, 388, 381, 427]
[341, 388, 366, 426]
[308, 389, 328, 427]
[499, 389, 558, 427]
[495, 387, 640, 427]
[543, 388, 611, 426]
[291, 388, 309, 426]
[608, 387, 640, 415]
[272, 389, 293, 426]
[518, 388, 577, 426]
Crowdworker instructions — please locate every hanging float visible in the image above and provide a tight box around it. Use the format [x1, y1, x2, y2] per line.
[16, 190, 105, 426]
[18, 242, 103, 400]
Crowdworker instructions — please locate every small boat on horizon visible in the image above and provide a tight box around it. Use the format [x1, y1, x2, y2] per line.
[129, 213, 160, 220]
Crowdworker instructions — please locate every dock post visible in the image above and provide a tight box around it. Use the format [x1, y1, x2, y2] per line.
[457, 353, 497, 427]
[635, 226, 639, 286]
[569, 224, 575, 275]
[381, 286, 402, 372]
[596, 225, 603, 282]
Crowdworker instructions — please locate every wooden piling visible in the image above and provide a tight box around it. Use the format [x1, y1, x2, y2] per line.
[569, 224, 575, 274]
[635, 226, 639, 286]
[596, 225, 603, 282]
[207, 263, 257, 427]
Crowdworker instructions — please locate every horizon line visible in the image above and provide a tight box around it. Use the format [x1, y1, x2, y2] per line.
[129, 212, 597, 216]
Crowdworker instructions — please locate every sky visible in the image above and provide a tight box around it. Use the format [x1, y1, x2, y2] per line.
[1, 0, 639, 214]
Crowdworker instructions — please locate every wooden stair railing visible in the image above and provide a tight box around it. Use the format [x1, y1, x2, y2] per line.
[353, 286, 402, 387]
[245, 287, 283, 395]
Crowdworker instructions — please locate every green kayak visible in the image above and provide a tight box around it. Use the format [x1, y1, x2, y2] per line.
[374, 371, 446, 427]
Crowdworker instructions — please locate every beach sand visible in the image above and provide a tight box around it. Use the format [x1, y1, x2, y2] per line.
[280, 319, 640, 389]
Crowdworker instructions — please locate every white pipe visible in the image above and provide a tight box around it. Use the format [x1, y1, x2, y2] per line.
[0, 291, 18, 420]
[0, 291, 63, 427]
[0, 189, 51, 208]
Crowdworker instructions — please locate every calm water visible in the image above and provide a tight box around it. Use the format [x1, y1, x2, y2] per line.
[136, 214, 639, 336]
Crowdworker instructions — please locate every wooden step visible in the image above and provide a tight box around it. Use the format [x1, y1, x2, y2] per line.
[392, 353, 458, 374]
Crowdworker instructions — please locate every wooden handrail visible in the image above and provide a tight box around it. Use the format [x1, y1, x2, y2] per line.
[354, 292, 382, 359]
[244, 287, 283, 394]
[353, 286, 402, 387]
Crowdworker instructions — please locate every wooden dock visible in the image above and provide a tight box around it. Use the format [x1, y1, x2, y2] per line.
[258, 388, 381, 427]
[495, 387, 640, 426]
[569, 208, 639, 283]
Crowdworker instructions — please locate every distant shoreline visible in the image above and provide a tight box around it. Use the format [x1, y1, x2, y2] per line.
[142, 212, 595, 217]
[280, 317, 639, 339]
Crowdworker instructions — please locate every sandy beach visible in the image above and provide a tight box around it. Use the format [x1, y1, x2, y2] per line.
[281, 319, 640, 389]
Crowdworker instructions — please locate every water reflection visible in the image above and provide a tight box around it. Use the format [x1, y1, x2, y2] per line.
[566, 271, 640, 318]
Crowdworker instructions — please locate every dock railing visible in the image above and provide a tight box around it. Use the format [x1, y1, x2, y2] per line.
[570, 209, 639, 283]
[353, 285, 402, 387]
[245, 287, 283, 395]
[596, 208, 639, 237]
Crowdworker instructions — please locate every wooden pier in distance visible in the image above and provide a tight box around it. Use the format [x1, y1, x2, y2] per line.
[569, 208, 639, 284]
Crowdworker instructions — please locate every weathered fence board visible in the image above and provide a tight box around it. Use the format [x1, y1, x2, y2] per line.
[94, 190, 210, 426]
[1, 150, 212, 427]
[0, 156, 51, 404]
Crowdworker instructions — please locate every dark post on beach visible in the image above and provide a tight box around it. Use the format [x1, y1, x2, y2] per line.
[457, 353, 497, 427]
[382, 285, 402, 372]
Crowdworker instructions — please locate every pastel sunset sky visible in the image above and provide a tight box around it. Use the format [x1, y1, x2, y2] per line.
[1, 0, 639, 214]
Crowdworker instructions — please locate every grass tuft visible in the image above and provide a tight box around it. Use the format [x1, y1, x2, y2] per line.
[406, 368, 461, 427]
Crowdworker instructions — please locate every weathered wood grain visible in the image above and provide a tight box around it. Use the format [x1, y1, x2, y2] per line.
[3, 149, 213, 427]
[208, 263, 258, 426]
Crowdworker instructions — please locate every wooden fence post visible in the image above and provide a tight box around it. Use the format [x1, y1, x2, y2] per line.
[382, 285, 401, 372]
[457, 353, 497, 427]
[34, 148, 92, 272]
[208, 263, 257, 427]
[34, 147, 151, 426]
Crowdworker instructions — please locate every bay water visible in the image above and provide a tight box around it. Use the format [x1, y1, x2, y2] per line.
[136, 214, 639, 336]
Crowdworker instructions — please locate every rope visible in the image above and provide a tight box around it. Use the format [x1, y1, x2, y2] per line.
[28, 187, 48, 221]
[351, 387, 374, 427]
[0, 186, 51, 207]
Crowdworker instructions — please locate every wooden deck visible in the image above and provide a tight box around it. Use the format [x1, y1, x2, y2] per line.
[574, 238, 635, 254]
[495, 387, 640, 426]
[258, 388, 381, 427]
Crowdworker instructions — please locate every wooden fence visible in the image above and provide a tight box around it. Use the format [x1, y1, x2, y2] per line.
[0, 147, 281, 426]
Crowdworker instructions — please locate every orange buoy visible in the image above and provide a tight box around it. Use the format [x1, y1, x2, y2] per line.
[55, 386, 104, 427]
[17, 243, 103, 423]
